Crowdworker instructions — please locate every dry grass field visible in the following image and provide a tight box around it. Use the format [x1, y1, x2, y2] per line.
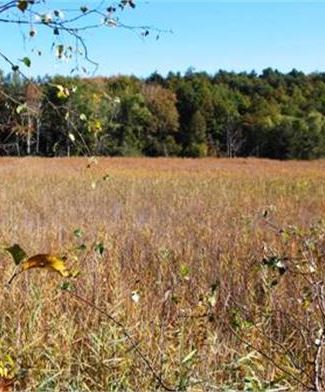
[0, 157, 325, 391]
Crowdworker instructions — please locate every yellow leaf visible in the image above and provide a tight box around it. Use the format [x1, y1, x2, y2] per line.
[0, 354, 16, 392]
[8, 254, 70, 284]
[56, 84, 69, 99]
[21, 254, 70, 277]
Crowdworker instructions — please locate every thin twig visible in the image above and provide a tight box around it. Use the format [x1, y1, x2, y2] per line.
[314, 332, 324, 392]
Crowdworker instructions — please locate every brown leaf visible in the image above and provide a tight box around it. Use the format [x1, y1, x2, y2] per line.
[0, 377, 14, 392]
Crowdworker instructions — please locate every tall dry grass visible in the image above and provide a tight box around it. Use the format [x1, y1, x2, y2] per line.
[0, 157, 324, 391]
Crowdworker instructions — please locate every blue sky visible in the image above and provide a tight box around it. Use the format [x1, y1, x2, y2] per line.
[1, 1, 325, 77]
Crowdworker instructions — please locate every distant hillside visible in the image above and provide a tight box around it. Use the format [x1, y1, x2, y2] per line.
[1, 68, 325, 159]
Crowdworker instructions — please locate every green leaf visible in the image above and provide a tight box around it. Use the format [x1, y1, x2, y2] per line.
[5, 244, 28, 265]
[60, 281, 75, 292]
[56, 44, 64, 59]
[21, 57, 31, 67]
[262, 256, 287, 275]
[16, 103, 28, 114]
[29, 28, 36, 37]
[40, 13, 51, 24]
[182, 349, 197, 364]
[76, 244, 87, 251]
[79, 113, 87, 121]
[11, 65, 19, 72]
[208, 293, 217, 307]
[179, 264, 190, 279]
[17, 0, 28, 12]
[73, 228, 84, 238]
[80, 6, 88, 13]
[94, 242, 105, 256]
[230, 308, 253, 330]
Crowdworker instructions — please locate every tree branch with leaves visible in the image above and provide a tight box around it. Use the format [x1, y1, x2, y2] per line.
[0, 0, 163, 74]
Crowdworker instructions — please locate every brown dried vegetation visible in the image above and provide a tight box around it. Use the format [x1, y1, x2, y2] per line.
[0, 157, 325, 391]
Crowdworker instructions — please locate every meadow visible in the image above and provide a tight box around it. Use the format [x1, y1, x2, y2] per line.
[0, 157, 325, 391]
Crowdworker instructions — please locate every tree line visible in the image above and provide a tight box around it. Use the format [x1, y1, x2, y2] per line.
[1, 68, 325, 159]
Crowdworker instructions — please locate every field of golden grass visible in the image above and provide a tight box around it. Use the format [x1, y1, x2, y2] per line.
[0, 157, 325, 391]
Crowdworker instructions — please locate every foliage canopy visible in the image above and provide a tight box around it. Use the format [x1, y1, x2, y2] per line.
[1, 69, 325, 159]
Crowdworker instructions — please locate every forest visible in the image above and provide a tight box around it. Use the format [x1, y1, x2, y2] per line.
[1, 68, 325, 159]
